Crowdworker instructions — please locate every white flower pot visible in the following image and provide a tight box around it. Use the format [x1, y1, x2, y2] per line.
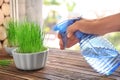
[12, 49, 48, 70]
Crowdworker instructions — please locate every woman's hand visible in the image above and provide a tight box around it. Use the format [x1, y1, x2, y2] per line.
[67, 19, 98, 38]
[57, 19, 91, 50]
[58, 33, 79, 50]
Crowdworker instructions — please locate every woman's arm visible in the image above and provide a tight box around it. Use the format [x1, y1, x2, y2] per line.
[67, 13, 120, 37]
[97, 13, 120, 34]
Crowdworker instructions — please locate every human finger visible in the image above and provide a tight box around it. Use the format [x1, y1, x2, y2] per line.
[59, 39, 64, 50]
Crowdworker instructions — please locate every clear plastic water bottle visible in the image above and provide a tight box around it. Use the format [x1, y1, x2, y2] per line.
[54, 17, 120, 75]
[75, 31, 119, 58]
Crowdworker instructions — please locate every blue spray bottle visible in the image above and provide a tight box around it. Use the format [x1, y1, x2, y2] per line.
[54, 17, 120, 75]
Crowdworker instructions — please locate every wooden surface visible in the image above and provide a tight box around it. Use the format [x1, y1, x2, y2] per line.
[0, 0, 10, 49]
[1, 3, 10, 16]
[0, 9, 4, 25]
[0, 26, 7, 41]
[0, 0, 3, 6]
[0, 48, 120, 80]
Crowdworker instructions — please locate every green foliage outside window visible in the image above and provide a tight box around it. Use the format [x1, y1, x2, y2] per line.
[106, 32, 120, 51]
[43, 0, 61, 5]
